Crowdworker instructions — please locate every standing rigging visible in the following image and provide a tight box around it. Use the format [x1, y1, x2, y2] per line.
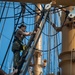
[20, 2, 25, 23]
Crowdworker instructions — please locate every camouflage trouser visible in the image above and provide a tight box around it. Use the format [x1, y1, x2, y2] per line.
[12, 40, 21, 52]
[13, 51, 20, 69]
[12, 40, 27, 69]
[12, 40, 22, 69]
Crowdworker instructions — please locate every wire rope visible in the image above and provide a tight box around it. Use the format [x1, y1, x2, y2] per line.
[0, 2, 6, 22]
[0, 1, 3, 15]
[34, 43, 62, 52]
[4, 47, 10, 71]
[47, 15, 51, 74]
[0, 2, 10, 40]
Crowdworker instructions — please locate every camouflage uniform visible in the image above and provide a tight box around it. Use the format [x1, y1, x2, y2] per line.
[12, 37, 23, 69]
[12, 24, 34, 71]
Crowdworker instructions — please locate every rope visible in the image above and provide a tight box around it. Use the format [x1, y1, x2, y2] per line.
[42, 30, 59, 36]
[34, 43, 62, 52]
[47, 16, 51, 73]
[0, 2, 6, 22]
[4, 47, 10, 71]
[0, 33, 10, 40]
[56, 11, 61, 73]
[0, 2, 10, 40]
[0, 1, 3, 15]
[39, 19, 59, 37]
[53, 9, 56, 73]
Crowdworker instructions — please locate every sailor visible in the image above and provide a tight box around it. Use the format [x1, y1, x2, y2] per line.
[12, 24, 36, 71]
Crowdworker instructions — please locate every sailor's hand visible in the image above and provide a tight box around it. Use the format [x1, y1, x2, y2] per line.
[30, 31, 37, 35]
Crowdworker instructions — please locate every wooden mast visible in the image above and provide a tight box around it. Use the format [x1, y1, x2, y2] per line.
[33, 4, 42, 75]
[59, 6, 75, 75]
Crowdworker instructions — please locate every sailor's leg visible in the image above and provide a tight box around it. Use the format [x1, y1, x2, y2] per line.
[13, 51, 20, 69]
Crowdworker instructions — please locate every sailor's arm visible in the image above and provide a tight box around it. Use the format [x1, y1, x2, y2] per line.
[18, 29, 36, 36]
[23, 31, 36, 36]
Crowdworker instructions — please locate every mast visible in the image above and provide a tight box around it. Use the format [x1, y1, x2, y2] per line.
[33, 4, 42, 75]
[59, 6, 75, 75]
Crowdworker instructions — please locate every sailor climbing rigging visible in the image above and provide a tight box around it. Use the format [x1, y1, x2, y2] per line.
[12, 24, 36, 74]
